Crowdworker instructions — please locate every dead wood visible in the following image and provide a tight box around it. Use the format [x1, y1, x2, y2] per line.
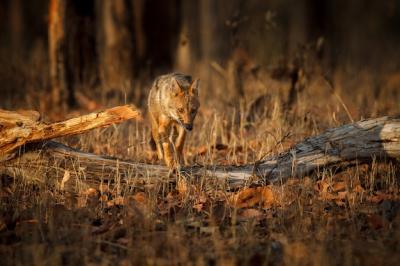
[2, 141, 168, 192]
[0, 105, 141, 158]
[205, 116, 400, 186]
[1, 116, 399, 191]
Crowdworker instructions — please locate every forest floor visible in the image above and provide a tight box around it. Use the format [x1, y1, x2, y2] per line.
[1, 67, 400, 265]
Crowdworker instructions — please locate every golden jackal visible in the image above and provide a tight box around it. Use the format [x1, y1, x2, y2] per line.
[148, 73, 200, 168]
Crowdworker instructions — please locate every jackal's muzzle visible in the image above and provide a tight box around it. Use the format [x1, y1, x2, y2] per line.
[183, 123, 193, 131]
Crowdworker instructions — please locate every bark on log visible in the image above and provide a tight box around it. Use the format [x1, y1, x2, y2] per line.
[1, 116, 399, 191]
[0, 105, 141, 158]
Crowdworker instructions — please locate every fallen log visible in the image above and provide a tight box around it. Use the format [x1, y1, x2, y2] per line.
[1, 116, 399, 191]
[0, 105, 141, 159]
[2, 141, 169, 192]
[206, 116, 400, 186]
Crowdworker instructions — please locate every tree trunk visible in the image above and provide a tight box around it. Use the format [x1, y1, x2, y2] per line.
[142, 0, 182, 74]
[131, 0, 145, 69]
[65, 0, 98, 106]
[177, 1, 203, 71]
[9, 0, 23, 60]
[48, 0, 67, 110]
[49, 0, 99, 110]
[96, 0, 134, 91]
[1, 116, 399, 191]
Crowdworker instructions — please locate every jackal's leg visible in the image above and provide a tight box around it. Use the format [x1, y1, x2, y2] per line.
[150, 120, 164, 160]
[158, 124, 174, 168]
[175, 126, 186, 165]
[148, 132, 159, 161]
[170, 125, 179, 145]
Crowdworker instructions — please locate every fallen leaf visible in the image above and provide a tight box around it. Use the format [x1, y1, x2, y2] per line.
[231, 186, 276, 208]
[100, 194, 109, 202]
[319, 190, 347, 202]
[332, 182, 346, 192]
[131, 192, 146, 203]
[315, 180, 330, 193]
[337, 191, 347, 199]
[84, 188, 98, 197]
[353, 185, 364, 193]
[107, 196, 125, 207]
[261, 187, 275, 207]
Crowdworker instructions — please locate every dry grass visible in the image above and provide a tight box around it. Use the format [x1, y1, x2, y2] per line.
[1, 50, 400, 265]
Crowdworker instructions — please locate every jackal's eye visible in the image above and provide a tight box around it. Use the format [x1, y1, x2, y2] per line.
[191, 109, 196, 114]
[178, 108, 184, 113]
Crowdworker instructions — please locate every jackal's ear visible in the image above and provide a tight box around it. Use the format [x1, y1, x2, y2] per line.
[190, 79, 200, 95]
[172, 78, 183, 95]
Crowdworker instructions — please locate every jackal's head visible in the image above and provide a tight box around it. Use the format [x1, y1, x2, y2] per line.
[167, 78, 200, 131]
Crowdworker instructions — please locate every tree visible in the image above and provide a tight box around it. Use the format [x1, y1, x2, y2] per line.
[96, 0, 134, 92]
[48, 0, 98, 110]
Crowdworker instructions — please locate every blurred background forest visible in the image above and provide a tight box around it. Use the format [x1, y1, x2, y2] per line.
[1, 0, 400, 116]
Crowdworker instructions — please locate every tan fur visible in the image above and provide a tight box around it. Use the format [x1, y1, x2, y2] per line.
[148, 73, 200, 168]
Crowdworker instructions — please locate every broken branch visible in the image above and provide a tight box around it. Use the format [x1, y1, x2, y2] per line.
[0, 105, 141, 156]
